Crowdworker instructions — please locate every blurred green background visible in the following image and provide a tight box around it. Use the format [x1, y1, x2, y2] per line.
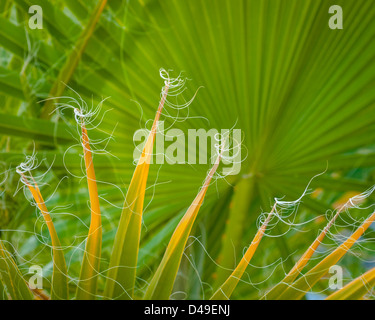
[0, 0, 375, 299]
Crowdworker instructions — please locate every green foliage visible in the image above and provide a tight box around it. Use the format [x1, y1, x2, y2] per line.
[0, 0, 375, 300]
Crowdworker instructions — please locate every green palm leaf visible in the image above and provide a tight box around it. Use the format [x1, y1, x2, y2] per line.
[0, 0, 375, 300]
